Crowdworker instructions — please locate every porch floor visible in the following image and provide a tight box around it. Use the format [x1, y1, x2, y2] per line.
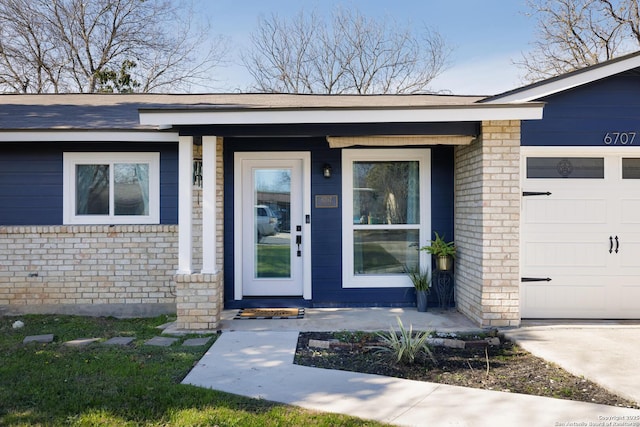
[216, 307, 479, 333]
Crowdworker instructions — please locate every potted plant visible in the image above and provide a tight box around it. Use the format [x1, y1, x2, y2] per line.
[422, 232, 456, 271]
[406, 265, 431, 312]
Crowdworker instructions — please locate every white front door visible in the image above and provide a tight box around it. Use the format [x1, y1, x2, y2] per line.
[234, 152, 311, 298]
[521, 150, 640, 318]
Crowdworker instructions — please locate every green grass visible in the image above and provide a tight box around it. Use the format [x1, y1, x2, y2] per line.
[257, 244, 291, 277]
[0, 315, 386, 426]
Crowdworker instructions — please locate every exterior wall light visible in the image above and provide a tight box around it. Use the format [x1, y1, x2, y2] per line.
[323, 163, 332, 178]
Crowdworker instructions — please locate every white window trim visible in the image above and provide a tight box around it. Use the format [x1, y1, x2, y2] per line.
[63, 152, 160, 225]
[341, 148, 431, 288]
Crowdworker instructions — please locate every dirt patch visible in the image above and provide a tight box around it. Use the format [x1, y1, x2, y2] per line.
[294, 332, 638, 408]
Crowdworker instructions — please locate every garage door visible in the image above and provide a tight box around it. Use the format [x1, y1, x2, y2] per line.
[521, 152, 640, 318]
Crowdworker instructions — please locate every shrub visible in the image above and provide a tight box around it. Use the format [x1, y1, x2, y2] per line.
[373, 317, 436, 365]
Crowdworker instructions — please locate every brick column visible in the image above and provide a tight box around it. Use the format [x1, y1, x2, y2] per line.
[454, 120, 521, 327]
[174, 273, 223, 330]
[174, 136, 225, 331]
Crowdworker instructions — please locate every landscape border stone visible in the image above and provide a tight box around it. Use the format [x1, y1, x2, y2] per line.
[64, 338, 101, 347]
[23, 334, 54, 344]
[103, 337, 135, 346]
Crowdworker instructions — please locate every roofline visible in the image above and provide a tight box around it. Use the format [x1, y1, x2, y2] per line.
[483, 50, 640, 104]
[139, 103, 544, 127]
[0, 130, 179, 142]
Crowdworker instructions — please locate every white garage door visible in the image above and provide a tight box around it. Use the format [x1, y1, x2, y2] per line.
[521, 151, 640, 318]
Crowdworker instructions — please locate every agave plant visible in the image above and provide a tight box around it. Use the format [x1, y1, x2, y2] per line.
[372, 317, 436, 365]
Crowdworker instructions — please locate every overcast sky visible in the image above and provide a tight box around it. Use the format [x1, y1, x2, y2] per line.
[195, 0, 535, 96]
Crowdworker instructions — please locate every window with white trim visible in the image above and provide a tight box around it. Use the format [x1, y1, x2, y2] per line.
[342, 149, 431, 288]
[63, 153, 160, 224]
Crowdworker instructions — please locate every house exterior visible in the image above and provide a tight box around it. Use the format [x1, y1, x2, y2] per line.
[2, 52, 640, 328]
[486, 51, 640, 320]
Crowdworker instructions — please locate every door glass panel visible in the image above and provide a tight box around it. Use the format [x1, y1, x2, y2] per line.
[254, 169, 291, 278]
[354, 229, 419, 275]
[622, 158, 640, 179]
[527, 157, 604, 179]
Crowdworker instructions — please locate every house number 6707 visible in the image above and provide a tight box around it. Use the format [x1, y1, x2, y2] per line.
[604, 132, 636, 145]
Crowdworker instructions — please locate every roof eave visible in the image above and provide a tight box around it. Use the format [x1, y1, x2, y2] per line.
[139, 103, 545, 128]
[483, 50, 640, 104]
[0, 129, 179, 142]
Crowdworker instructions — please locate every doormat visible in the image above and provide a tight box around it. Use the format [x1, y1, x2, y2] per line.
[234, 308, 305, 319]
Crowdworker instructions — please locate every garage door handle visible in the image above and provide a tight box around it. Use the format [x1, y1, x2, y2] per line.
[615, 236, 619, 253]
[522, 191, 552, 197]
[610, 236, 614, 253]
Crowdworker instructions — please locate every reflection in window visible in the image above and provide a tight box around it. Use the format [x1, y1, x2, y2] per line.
[76, 163, 150, 216]
[350, 159, 422, 276]
[254, 169, 291, 278]
[114, 164, 149, 215]
[76, 165, 109, 215]
[352, 161, 419, 224]
[354, 229, 419, 274]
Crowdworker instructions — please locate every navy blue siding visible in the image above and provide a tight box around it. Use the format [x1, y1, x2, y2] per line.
[0, 144, 62, 225]
[431, 147, 455, 243]
[523, 71, 640, 146]
[0, 142, 178, 225]
[223, 137, 455, 307]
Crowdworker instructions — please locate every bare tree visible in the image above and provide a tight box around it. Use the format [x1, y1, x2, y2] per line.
[242, 7, 451, 94]
[519, 0, 640, 82]
[0, 0, 228, 93]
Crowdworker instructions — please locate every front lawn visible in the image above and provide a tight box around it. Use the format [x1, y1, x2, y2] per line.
[0, 315, 384, 426]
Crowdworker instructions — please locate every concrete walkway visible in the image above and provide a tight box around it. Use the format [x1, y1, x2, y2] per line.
[505, 320, 640, 406]
[182, 310, 640, 427]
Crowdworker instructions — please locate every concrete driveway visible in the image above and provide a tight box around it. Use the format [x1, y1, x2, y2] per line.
[504, 320, 640, 406]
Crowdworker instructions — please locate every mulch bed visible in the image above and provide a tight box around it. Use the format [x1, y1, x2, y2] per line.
[294, 332, 639, 408]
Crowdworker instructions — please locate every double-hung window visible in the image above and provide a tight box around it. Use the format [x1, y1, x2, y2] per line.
[63, 153, 160, 224]
[342, 149, 431, 288]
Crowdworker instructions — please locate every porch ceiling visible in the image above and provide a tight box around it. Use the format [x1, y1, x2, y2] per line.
[326, 135, 475, 147]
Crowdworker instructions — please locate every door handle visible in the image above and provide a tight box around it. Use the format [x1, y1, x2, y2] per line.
[615, 236, 619, 253]
[296, 235, 302, 257]
[610, 236, 613, 254]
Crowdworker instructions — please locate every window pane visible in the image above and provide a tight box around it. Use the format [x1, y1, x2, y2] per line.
[527, 157, 604, 179]
[354, 229, 419, 275]
[622, 158, 640, 179]
[353, 161, 419, 224]
[114, 163, 149, 215]
[76, 164, 109, 215]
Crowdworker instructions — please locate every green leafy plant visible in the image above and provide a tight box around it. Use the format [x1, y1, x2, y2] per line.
[335, 330, 375, 344]
[373, 317, 436, 365]
[421, 232, 456, 258]
[405, 265, 431, 292]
